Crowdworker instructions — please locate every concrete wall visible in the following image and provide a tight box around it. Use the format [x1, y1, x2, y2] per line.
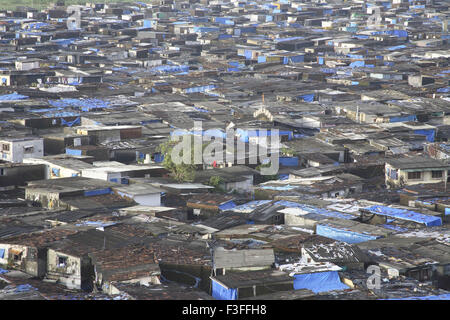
[15, 61, 39, 71]
[46, 249, 85, 290]
[0, 139, 43, 163]
[25, 189, 72, 209]
[81, 169, 122, 182]
[134, 193, 161, 206]
[0, 244, 45, 277]
[0, 164, 46, 187]
[23, 159, 82, 179]
[284, 214, 318, 229]
[386, 163, 448, 187]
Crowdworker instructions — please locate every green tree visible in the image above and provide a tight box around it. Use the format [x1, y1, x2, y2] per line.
[207, 176, 225, 192]
[157, 140, 197, 182]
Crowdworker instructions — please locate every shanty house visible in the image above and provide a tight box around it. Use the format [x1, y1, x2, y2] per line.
[385, 156, 450, 188]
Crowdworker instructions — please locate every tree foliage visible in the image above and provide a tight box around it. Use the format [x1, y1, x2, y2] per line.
[157, 140, 197, 182]
[207, 176, 225, 192]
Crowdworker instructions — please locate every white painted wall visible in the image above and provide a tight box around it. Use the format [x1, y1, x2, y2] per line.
[0, 139, 43, 163]
[132, 193, 161, 206]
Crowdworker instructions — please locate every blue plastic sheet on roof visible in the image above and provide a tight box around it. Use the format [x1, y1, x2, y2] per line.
[437, 87, 450, 93]
[348, 54, 364, 59]
[15, 284, 38, 293]
[49, 98, 111, 111]
[75, 221, 116, 228]
[66, 148, 82, 156]
[46, 112, 80, 118]
[320, 68, 336, 74]
[0, 249, 4, 259]
[382, 224, 408, 232]
[387, 45, 407, 51]
[219, 200, 236, 211]
[52, 38, 78, 46]
[416, 128, 435, 142]
[84, 188, 111, 197]
[61, 117, 80, 127]
[279, 157, 299, 166]
[274, 36, 304, 42]
[29, 107, 62, 113]
[298, 94, 314, 102]
[0, 268, 8, 274]
[349, 60, 365, 68]
[211, 280, 237, 300]
[386, 30, 408, 37]
[275, 201, 355, 220]
[364, 205, 442, 227]
[390, 115, 416, 123]
[293, 271, 349, 293]
[0, 93, 28, 101]
[232, 200, 272, 212]
[24, 22, 49, 29]
[150, 65, 189, 74]
[317, 224, 380, 244]
[260, 185, 296, 191]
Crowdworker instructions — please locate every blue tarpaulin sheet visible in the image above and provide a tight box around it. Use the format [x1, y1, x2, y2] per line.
[293, 271, 349, 293]
[320, 68, 336, 73]
[390, 115, 416, 123]
[298, 94, 314, 102]
[387, 45, 407, 51]
[349, 60, 365, 68]
[61, 117, 80, 127]
[382, 224, 408, 232]
[364, 205, 442, 227]
[274, 36, 304, 42]
[317, 224, 380, 244]
[84, 188, 111, 197]
[414, 129, 435, 142]
[49, 98, 111, 111]
[0, 248, 4, 259]
[154, 153, 164, 163]
[279, 157, 299, 166]
[0, 268, 8, 274]
[75, 221, 116, 228]
[260, 185, 297, 191]
[211, 280, 237, 300]
[232, 200, 272, 212]
[219, 200, 236, 211]
[150, 65, 189, 74]
[15, 284, 38, 293]
[275, 201, 355, 220]
[437, 87, 450, 93]
[66, 148, 82, 156]
[0, 93, 28, 101]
